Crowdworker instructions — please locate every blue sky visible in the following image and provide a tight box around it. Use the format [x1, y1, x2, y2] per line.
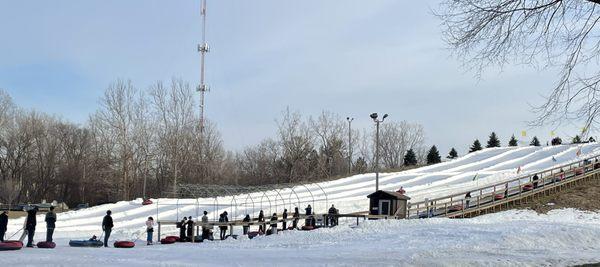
[0, 0, 585, 155]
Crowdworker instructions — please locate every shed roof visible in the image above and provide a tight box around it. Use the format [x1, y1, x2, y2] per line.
[367, 190, 411, 200]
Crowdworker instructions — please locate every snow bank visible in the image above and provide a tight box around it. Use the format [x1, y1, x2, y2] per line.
[3, 209, 600, 266]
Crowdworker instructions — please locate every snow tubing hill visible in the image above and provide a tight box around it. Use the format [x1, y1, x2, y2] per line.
[114, 241, 135, 248]
[36, 241, 56, 249]
[69, 240, 103, 247]
[0, 240, 23, 251]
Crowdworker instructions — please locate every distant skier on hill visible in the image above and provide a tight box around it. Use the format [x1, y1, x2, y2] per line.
[102, 210, 113, 247]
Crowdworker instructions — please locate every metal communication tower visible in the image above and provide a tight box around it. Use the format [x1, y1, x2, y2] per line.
[197, 0, 210, 134]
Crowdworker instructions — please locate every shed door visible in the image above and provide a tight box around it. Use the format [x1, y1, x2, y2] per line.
[379, 200, 391, 215]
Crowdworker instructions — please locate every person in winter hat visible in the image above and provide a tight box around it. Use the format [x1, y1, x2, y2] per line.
[45, 206, 57, 242]
[146, 217, 154, 245]
[242, 214, 251, 235]
[179, 217, 188, 241]
[270, 213, 278, 235]
[102, 210, 113, 247]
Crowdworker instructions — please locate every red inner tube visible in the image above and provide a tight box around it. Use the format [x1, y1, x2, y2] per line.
[301, 225, 315, 231]
[36, 241, 56, 249]
[160, 237, 176, 244]
[0, 240, 23, 251]
[114, 241, 135, 248]
[165, 236, 180, 242]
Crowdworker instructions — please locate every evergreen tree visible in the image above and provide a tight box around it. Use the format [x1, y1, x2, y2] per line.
[551, 137, 562, 145]
[447, 148, 458, 159]
[486, 132, 501, 148]
[404, 149, 418, 166]
[589, 136, 596, 143]
[508, 135, 518, 146]
[572, 135, 582, 144]
[530, 136, 541, 146]
[426, 145, 442, 165]
[353, 157, 368, 173]
[469, 139, 483, 153]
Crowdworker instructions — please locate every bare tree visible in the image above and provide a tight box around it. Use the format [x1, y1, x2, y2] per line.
[437, 0, 600, 131]
[378, 121, 425, 169]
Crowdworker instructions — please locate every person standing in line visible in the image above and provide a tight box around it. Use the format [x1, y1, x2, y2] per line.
[258, 210, 265, 234]
[0, 210, 8, 242]
[282, 209, 288, 231]
[186, 216, 194, 241]
[146, 217, 154, 245]
[242, 214, 251, 235]
[24, 206, 38, 247]
[218, 212, 228, 240]
[292, 207, 299, 229]
[270, 213, 278, 235]
[201, 211, 210, 240]
[45, 206, 57, 242]
[179, 217, 187, 241]
[102, 210, 113, 247]
[465, 192, 472, 209]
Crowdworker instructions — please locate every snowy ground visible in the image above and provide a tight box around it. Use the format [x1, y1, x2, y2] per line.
[3, 209, 600, 266]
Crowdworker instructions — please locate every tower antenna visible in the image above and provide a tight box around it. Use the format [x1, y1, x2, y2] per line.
[198, 0, 210, 133]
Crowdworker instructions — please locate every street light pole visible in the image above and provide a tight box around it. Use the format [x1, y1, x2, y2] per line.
[370, 113, 388, 191]
[346, 117, 354, 175]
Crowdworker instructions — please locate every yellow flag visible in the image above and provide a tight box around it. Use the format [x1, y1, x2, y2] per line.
[582, 127, 587, 133]
[521, 131, 527, 137]
[550, 131, 555, 136]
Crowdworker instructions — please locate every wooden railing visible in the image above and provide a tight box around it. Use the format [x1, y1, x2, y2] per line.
[406, 154, 600, 219]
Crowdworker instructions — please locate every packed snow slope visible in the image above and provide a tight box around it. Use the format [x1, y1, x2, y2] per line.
[3, 209, 600, 266]
[5, 143, 600, 242]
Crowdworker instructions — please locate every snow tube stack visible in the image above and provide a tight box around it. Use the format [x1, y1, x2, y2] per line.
[36, 241, 56, 249]
[69, 240, 104, 247]
[114, 241, 135, 248]
[0, 240, 23, 251]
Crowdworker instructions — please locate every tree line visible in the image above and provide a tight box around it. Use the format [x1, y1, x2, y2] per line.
[0, 81, 430, 206]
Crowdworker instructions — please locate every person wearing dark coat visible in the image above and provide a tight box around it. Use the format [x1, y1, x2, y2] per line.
[0, 211, 8, 242]
[45, 206, 57, 242]
[305, 205, 313, 227]
[25, 206, 38, 247]
[532, 174, 539, 188]
[102, 210, 113, 247]
[269, 213, 278, 235]
[179, 217, 188, 241]
[242, 214, 251, 235]
[328, 205, 336, 227]
[292, 207, 299, 229]
[258, 210, 265, 234]
[282, 209, 288, 230]
[218, 212, 229, 240]
[186, 216, 194, 241]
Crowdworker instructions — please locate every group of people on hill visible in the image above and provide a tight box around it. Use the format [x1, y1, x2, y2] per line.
[0, 206, 56, 247]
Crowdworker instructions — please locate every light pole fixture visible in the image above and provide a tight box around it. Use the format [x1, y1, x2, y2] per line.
[371, 113, 388, 191]
[346, 117, 354, 175]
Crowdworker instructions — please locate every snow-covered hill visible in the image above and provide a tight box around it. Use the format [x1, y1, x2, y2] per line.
[6, 143, 600, 242]
[4, 209, 600, 266]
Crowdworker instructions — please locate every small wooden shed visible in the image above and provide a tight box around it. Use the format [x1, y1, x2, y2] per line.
[367, 190, 411, 218]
